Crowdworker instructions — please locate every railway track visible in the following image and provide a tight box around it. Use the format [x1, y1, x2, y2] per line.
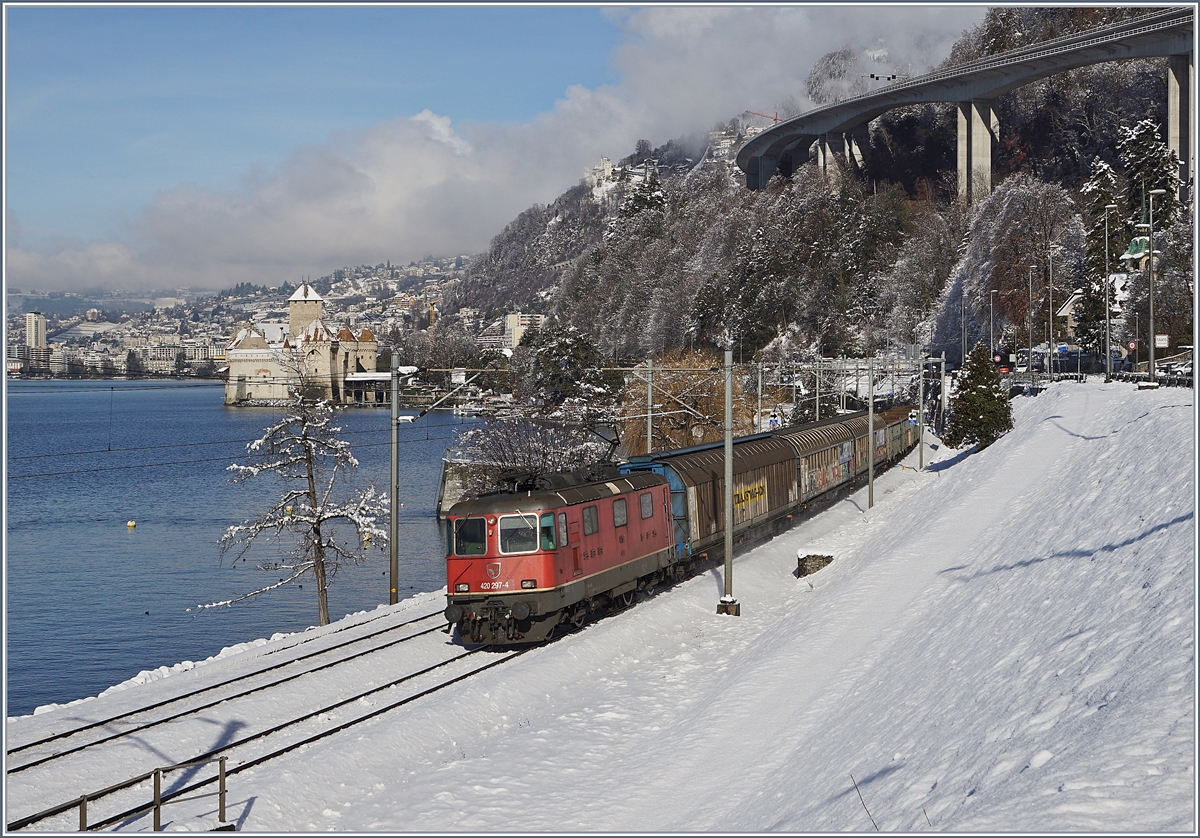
[7, 608, 446, 771]
[5, 605, 534, 832]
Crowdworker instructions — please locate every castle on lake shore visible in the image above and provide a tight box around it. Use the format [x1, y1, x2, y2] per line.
[224, 283, 383, 405]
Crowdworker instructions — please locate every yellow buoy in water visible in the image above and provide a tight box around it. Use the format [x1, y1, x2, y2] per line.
[127, 520, 136, 528]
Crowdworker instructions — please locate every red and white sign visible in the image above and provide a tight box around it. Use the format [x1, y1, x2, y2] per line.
[1127, 340, 1138, 350]
[1155, 334, 1170, 349]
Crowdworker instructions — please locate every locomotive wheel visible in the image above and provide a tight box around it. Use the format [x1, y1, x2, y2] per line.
[569, 607, 586, 629]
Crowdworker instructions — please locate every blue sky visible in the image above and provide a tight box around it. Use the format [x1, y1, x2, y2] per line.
[5, 5, 986, 292]
[7, 5, 621, 245]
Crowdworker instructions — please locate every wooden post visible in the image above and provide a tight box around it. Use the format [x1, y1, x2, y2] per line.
[153, 769, 162, 832]
[79, 796, 87, 832]
[219, 757, 228, 823]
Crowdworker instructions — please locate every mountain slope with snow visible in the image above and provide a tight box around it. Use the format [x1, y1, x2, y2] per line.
[7, 382, 1194, 832]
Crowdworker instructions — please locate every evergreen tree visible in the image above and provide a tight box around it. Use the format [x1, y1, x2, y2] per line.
[942, 342, 1014, 451]
[1076, 159, 1126, 357]
[1118, 120, 1180, 227]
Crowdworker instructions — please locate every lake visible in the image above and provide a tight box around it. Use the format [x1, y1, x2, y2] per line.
[5, 379, 473, 716]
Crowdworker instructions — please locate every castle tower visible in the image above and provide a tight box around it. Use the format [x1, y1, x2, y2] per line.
[288, 283, 324, 338]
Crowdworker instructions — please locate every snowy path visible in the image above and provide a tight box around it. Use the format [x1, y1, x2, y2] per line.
[5, 382, 1193, 833]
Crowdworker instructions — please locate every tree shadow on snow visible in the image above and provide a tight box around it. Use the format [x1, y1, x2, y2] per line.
[819, 761, 905, 806]
[926, 447, 975, 472]
[939, 511, 1193, 581]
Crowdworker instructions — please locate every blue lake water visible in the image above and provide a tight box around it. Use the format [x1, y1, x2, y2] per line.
[5, 379, 473, 717]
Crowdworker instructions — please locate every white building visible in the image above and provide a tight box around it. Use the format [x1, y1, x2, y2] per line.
[25, 312, 47, 350]
[503, 312, 546, 349]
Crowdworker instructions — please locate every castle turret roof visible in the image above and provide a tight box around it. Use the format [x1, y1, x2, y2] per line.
[289, 283, 324, 302]
[298, 318, 334, 343]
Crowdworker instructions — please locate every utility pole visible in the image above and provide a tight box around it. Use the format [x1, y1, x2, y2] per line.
[1048, 248, 1055, 378]
[1104, 203, 1118, 381]
[960, 287, 966, 367]
[940, 352, 949, 418]
[646, 357, 653, 453]
[1147, 188, 1167, 383]
[814, 362, 821, 422]
[1029, 265, 1037, 392]
[867, 358, 875, 509]
[718, 345, 739, 615]
[389, 351, 400, 605]
[918, 352, 925, 470]
[989, 289, 997, 358]
[757, 361, 763, 431]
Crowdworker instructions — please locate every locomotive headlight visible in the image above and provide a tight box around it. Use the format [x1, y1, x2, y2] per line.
[511, 601, 531, 621]
[521, 579, 536, 589]
[454, 583, 469, 593]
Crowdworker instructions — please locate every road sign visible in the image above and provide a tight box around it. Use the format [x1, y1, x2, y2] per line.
[1057, 343, 1068, 353]
[993, 354, 1001, 363]
[1128, 340, 1137, 350]
[1155, 334, 1170, 348]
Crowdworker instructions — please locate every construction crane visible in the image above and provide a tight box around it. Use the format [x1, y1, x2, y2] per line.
[744, 110, 780, 125]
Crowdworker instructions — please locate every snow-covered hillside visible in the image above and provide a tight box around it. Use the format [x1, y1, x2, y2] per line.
[7, 381, 1194, 832]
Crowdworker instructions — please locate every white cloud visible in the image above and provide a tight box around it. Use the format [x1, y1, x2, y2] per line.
[6, 6, 985, 292]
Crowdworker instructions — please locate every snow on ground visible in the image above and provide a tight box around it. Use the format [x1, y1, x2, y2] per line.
[6, 381, 1194, 832]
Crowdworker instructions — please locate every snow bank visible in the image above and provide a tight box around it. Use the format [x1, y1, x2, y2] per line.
[232, 381, 1193, 832]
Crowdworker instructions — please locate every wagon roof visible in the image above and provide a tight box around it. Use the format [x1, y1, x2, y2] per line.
[447, 471, 666, 516]
[775, 421, 854, 454]
[647, 435, 797, 485]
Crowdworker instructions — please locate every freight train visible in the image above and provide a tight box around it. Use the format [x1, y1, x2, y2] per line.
[442, 405, 919, 644]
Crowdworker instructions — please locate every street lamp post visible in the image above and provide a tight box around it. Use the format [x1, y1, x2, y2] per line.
[1047, 248, 1055, 377]
[1147, 189, 1167, 382]
[989, 289, 998, 359]
[1028, 265, 1037, 390]
[1104, 203, 1118, 381]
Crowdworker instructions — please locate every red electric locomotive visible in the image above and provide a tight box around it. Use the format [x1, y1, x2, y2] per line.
[443, 466, 675, 644]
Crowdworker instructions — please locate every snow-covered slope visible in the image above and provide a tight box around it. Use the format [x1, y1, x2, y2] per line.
[8, 382, 1194, 832]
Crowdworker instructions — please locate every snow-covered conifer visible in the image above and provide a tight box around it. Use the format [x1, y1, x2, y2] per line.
[942, 342, 1014, 451]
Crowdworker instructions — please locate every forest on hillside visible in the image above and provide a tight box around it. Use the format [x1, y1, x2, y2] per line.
[431, 6, 1191, 376]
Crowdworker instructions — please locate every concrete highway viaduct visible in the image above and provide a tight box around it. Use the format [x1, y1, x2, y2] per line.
[736, 7, 1194, 203]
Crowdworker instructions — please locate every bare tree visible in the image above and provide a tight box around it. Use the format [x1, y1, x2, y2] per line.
[203, 382, 388, 626]
[451, 406, 613, 497]
[618, 349, 754, 456]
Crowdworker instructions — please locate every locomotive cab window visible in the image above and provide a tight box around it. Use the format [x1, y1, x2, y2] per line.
[540, 513, 556, 550]
[640, 491, 655, 519]
[582, 505, 599, 536]
[499, 514, 539, 554]
[612, 497, 628, 528]
[453, 517, 487, 556]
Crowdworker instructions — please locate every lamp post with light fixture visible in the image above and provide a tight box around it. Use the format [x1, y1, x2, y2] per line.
[1028, 265, 1037, 390]
[1104, 203, 1118, 381]
[1146, 189, 1167, 382]
[989, 289, 998, 360]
